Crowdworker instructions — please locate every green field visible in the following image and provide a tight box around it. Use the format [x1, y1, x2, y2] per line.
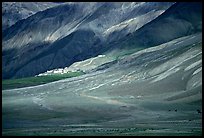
[2, 71, 85, 90]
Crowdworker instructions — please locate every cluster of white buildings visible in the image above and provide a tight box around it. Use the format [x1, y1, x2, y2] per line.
[36, 67, 80, 77]
[36, 54, 106, 77]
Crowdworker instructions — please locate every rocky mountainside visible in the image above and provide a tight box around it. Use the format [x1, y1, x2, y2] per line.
[115, 2, 202, 49]
[2, 2, 173, 79]
[2, 2, 60, 31]
[2, 2, 202, 79]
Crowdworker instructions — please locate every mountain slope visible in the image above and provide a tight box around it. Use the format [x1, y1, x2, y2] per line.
[116, 2, 202, 49]
[2, 2, 202, 80]
[2, 2, 60, 31]
[2, 2, 173, 79]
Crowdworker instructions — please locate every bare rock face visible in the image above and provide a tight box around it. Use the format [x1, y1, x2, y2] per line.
[115, 2, 202, 49]
[2, 2, 202, 79]
[2, 2, 60, 31]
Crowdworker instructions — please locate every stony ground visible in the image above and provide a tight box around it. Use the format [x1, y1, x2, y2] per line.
[2, 34, 202, 136]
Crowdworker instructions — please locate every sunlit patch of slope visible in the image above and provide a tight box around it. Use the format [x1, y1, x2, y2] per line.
[42, 54, 115, 74]
[82, 2, 173, 42]
[37, 47, 144, 75]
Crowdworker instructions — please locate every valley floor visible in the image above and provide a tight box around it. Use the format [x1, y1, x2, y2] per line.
[2, 34, 202, 136]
